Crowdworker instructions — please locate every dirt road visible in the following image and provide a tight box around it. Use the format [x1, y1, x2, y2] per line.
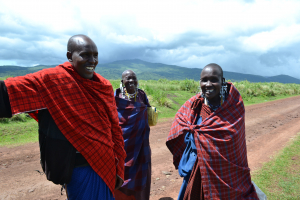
[0, 96, 299, 200]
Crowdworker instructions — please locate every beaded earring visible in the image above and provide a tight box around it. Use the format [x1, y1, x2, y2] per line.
[120, 81, 125, 98]
[220, 78, 227, 105]
[136, 82, 139, 98]
[199, 80, 204, 98]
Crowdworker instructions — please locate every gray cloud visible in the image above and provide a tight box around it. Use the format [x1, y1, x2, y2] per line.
[0, 12, 299, 79]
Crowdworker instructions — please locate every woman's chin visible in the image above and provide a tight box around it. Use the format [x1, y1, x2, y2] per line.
[126, 87, 136, 94]
[205, 94, 219, 102]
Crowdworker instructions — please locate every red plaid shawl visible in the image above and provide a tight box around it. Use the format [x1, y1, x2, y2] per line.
[166, 83, 258, 200]
[4, 62, 126, 193]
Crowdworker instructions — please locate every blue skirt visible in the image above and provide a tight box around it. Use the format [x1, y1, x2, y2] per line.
[67, 166, 115, 200]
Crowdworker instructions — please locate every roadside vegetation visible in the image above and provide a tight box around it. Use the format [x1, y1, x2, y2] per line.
[111, 79, 300, 118]
[1, 78, 300, 146]
[252, 133, 300, 199]
[0, 76, 9, 80]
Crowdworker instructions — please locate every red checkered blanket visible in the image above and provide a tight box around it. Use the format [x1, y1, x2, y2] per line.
[166, 83, 258, 199]
[4, 62, 126, 194]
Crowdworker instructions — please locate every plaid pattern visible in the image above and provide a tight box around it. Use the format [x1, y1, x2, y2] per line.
[4, 62, 126, 194]
[166, 83, 258, 200]
[184, 103, 212, 200]
[184, 158, 204, 200]
[115, 96, 151, 191]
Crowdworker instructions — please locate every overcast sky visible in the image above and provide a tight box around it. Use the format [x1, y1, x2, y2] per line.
[1, 0, 300, 79]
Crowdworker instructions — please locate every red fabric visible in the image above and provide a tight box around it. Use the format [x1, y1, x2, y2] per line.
[183, 158, 204, 200]
[166, 83, 258, 199]
[114, 190, 136, 200]
[4, 62, 126, 194]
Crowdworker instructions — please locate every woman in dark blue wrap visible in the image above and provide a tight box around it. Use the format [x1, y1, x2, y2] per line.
[114, 70, 152, 200]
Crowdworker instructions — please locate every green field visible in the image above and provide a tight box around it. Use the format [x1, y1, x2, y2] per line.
[0, 119, 38, 146]
[252, 133, 300, 200]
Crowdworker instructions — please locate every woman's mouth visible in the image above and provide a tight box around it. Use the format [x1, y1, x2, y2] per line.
[206, 89, 214, 93]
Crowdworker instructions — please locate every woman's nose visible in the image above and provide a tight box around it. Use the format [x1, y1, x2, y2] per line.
[206, 80, 212, 86]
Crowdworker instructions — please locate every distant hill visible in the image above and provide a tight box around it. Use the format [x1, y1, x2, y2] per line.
[1, 59, 300, 84]
[0, 65, 56, 77]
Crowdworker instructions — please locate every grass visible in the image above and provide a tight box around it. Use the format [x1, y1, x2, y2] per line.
[0, 119, 38, 146]
[251, 133, 300, 200]
[1, 79, 300, 146]
[243, 94, 300, 106]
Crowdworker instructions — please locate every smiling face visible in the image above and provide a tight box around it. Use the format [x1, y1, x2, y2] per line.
[67, 36, 98, 79]
[200, 65, 223, 104]
[122, 70, 138, 94]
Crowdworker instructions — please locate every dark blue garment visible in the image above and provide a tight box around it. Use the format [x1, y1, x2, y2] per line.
[177, 116, 202, 200]
[67, 166, 114, 200]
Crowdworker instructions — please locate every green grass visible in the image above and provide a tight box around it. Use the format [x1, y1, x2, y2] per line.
[243, 94, 300, 106]
[0, 119, 38, 146]
[252, 133, 300, 199]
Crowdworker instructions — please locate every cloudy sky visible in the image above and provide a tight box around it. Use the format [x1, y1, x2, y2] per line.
[1, 0, 300, 79]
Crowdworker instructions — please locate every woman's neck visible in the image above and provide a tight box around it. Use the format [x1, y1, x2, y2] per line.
[207, 96, 221, 107]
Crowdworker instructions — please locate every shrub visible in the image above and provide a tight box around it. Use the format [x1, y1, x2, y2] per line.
[0, 113, 32, 124]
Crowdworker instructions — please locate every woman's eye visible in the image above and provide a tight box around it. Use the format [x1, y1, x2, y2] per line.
[211, 78, 219, 82]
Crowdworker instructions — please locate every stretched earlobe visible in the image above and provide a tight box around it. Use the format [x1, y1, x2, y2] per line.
[66, 51, 72, 62]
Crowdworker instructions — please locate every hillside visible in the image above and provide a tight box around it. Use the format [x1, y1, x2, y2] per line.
[1, 59, 300, 84]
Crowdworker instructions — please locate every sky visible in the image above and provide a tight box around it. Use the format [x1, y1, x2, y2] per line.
[0, 0, 300, 79]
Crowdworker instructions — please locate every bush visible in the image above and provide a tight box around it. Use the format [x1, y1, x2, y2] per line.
[179, 79, 199, 93]
[0, 113, 33, 124]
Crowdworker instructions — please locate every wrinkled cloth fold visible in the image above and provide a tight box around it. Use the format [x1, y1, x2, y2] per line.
[4, 62, 126, 194]
[166, 82, 258, 200]
[115, 96, 151, 191]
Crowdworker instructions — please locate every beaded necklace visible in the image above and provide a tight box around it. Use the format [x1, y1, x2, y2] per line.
[124, 88, 137, 101]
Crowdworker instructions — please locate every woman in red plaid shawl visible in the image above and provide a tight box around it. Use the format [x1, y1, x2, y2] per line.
[114, 70, 152, 200]
[166, 64, 259, 200]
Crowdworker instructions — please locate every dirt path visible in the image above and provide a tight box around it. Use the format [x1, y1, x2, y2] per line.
[0, 96, 299, 200]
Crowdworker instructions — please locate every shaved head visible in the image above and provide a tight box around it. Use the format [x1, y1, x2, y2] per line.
[67, 34, 96, 53]
[122, 70, 136, 80]
[202, 63, 223, 78]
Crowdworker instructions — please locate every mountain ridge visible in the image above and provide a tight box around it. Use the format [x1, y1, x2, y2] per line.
[1, 59, 299, 84]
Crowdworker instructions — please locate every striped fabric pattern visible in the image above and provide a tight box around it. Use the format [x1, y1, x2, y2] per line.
[4, 62, 126, 194]
[115, 96, 151, 191]
[166, 83, 258, 200]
